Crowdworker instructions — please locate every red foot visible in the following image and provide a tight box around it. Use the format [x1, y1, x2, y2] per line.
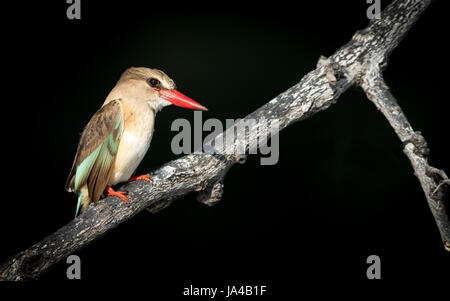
[128, 174, 151, 182]
[105, 185, 130, 204]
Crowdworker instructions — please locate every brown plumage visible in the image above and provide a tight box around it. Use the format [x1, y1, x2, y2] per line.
[65, 99, 123, 204]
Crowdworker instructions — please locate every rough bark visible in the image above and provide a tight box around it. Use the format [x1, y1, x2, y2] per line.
[361, 70, 450, 250]
[1, 0, 447, 281]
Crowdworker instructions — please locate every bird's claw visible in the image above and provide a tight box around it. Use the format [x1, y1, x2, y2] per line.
[128, 174, 151, 182]
[105, 186, 130, 203]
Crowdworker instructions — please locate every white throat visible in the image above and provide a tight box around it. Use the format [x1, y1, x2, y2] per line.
[156, 97, 172, 112]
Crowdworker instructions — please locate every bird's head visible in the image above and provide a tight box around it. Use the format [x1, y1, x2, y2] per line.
[117, 67, 208, 112]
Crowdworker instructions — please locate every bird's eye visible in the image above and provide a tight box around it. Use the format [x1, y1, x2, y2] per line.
[148, 78, 161, 89]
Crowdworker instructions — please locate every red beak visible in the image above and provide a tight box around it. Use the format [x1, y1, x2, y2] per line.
[159, 89, 208, 111]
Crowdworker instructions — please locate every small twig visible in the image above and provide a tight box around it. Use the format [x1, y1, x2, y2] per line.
[361, 68, 450, 248]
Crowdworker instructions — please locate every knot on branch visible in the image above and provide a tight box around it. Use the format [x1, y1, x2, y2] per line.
[317, 56, 340, 87]
[0, 250, 45, 280]
[426, 166, 450, 201]
[235, 154, 247, 165]
[403, 131, 430, 158]
[17, 252, 45, 280]
[197, 180, 224, 207]
[445, 242, 450, 252]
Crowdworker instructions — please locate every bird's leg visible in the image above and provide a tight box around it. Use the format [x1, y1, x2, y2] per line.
[127, 174, 151, 182]
[105, 185, 130, 204]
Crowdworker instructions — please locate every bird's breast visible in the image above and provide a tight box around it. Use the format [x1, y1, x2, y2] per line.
[109, 103, 155, 185]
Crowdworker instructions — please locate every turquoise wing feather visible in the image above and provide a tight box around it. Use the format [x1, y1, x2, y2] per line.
[66, 99, 124, 215]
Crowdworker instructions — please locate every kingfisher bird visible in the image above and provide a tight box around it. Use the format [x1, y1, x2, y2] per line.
[66, 67, 207, 216]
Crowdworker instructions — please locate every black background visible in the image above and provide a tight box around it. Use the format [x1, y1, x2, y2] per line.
[1, 0, 449, 293]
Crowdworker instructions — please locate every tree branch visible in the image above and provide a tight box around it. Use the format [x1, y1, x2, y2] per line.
[361, 69, 450, 251]
[1, 0, 446, 281]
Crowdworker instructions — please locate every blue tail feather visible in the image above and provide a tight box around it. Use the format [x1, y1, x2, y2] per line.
[75, 191, 82, 217]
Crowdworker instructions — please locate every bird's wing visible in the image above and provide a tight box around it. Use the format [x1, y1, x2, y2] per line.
[65, 99, 124, 203]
